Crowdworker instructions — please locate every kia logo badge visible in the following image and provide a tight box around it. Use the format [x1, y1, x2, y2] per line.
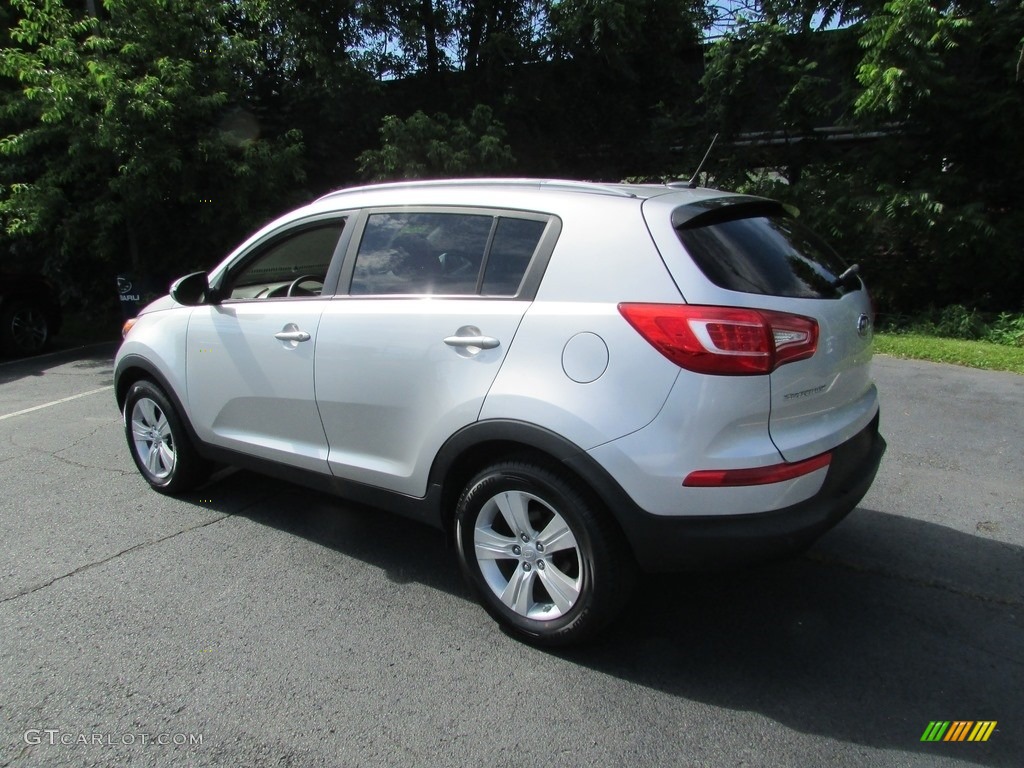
[857, 314, 871, 338]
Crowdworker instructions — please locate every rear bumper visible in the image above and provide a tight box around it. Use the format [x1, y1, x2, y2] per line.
[606, 414, 886, 572]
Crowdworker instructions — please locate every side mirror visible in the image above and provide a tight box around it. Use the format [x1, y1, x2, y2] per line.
[169, 271, 209, 306]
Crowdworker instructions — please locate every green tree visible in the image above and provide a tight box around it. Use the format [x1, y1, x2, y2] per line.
[0, 0, 308, 303]
[357, 104, 515, 180]
[700, 0, 1024, 313]
[854, 0, 970, 116]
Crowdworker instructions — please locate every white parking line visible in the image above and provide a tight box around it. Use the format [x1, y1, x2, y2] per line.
[0, 386, 114, 421]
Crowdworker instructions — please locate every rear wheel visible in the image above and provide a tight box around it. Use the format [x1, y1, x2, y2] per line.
[124, 380, 209, 494]
[455, 459, 634, 646]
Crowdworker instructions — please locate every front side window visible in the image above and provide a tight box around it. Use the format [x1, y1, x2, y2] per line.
[225, 222, 345, 300]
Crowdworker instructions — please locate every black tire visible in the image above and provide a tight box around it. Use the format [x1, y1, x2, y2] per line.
[0, 300, 50, 355]
[455, 459, 635, 646]
[123, 380, 209, 494]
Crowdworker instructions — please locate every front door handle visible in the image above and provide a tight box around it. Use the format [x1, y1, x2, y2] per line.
[444, 335, 500, 350]
[275, 329, 311, 343]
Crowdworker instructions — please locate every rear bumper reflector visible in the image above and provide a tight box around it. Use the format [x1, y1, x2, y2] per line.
[683, 452, 832, 487]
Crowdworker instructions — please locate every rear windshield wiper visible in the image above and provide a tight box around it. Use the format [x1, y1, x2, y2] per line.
[831, 263, 860, 288]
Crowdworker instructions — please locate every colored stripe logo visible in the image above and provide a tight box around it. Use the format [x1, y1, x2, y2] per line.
[921, 721, 997, 742]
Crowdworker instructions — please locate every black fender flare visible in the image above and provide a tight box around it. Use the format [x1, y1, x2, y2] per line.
[114, 354, 203, 447]
[426, 419, 645, 547]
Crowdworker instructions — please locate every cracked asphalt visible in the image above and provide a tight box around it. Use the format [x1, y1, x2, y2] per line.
[0, 344, 1021, 767]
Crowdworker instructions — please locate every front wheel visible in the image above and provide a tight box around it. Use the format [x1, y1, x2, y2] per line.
[124, 380, 209, 494]
[455, 459, 634, 646]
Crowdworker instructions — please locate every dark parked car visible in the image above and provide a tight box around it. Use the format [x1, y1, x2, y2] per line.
[0, 273, 62, 355]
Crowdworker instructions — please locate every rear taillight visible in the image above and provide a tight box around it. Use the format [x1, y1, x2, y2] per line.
[617, 303, 818, 375]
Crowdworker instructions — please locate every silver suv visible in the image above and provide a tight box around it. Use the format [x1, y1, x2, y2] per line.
[115, 179, 885, 645]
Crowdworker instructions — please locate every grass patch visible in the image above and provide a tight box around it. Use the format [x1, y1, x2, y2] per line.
[874, 333, 1024, 374]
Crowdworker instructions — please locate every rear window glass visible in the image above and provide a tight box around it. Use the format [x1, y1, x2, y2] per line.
[676, 213, 853, 299]
[350, 211, 547, 297]
[352, 212, 492, 295]
[482, 218, 546, 296]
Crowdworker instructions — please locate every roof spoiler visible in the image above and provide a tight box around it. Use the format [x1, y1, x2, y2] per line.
[671, 196, 785, 230]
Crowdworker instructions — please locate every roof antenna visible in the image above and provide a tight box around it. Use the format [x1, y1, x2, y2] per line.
[684, 133, 719, 189]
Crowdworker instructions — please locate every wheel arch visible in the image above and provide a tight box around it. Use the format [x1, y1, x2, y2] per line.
[114, 355, 202, 447]
[429, 420, 641, 555]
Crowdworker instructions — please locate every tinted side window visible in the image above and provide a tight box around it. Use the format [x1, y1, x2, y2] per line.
[227, 222, 344, 299]
[482, 218, 547, 296]
[352, 212, 492, 295]
[677, 215, 852, 299]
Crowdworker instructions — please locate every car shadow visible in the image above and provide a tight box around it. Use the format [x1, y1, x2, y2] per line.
[579, 509, 1022, 767]
[192, 471, 1021, 767]
[186, 468, 463, 594]
[0, 343, 117, 386]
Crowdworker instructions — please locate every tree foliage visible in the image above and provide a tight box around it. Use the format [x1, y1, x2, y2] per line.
[0, 0, 705, 306]
[0, 0, 312, 300]
[854, 0, 970, 116]
[0, 0, 1020, 316]
[700, 0, 1024, 313]
[357, 105, 515, 180]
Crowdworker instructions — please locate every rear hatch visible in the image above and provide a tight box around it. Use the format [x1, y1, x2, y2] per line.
[642, 193, 878, 462]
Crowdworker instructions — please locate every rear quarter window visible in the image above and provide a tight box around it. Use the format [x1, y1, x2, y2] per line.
[482, 217, 547, 296]
[676, 212, 853, 299]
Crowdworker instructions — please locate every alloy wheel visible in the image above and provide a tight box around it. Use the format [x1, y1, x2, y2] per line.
[9, 306, 48, 352]
[130, 397, 176, 481]
[473, 489, 583, 621]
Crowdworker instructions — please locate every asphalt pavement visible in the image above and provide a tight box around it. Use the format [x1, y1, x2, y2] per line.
[0, 345, 1020, 767]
